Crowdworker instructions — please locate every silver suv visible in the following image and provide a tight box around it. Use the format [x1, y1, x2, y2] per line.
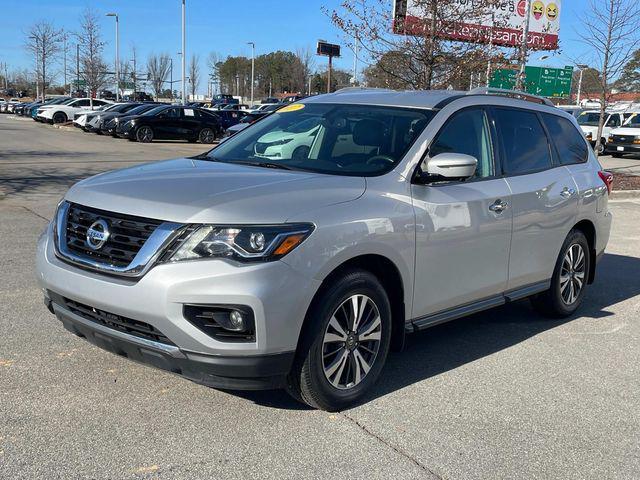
[36, 88, 613, 411]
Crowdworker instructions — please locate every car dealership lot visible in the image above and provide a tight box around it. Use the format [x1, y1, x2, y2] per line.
[1, 115, 639, 479]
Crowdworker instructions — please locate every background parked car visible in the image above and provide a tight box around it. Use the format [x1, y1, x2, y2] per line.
[101, 103, 164, 136]
[116, 105, 223, 143]
[36, 98, 112, 124]
[28, 96, 71, 119]
[206, 108, 245, 129]
[577, 110, 636, 153]
[82, 102, 143, 133]
[222, 111, 271, 138]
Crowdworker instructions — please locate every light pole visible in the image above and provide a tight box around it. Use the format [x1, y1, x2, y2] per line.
[515, 0, 532, 91]
[106, 13, 119, 101]
[181, 0, 186, 105]
[247, 41, 255, 105]
[576, 64, 589, 106]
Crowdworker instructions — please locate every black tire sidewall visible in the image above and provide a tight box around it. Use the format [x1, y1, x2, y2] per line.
[136, 126, 152, 142]
[199, 128, 214, 143]
[548, 230, 590, 316]
[297, 270, 392, 411]
[53, 112, 66, 123]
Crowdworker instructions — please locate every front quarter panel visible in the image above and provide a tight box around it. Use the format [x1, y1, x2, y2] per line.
[283, 173, 415, 322]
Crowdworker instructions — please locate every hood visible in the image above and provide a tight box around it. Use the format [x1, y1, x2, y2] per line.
[580, 125, 598, 136]
[65, 158, 366, 224]
[610, 127, 640, 136]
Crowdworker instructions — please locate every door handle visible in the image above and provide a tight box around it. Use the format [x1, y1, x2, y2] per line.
[489, 199, 509, 213]
[560, 187, 576, 198]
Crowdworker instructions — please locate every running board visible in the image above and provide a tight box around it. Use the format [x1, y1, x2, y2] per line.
[407, 281, 550, 333]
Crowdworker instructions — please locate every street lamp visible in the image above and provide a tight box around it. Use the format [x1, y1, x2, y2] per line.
[181, 0, 186, 105]
[106, 13, 119, 101]
[576, 64, 589, 106]
[247, 42, 255, 105]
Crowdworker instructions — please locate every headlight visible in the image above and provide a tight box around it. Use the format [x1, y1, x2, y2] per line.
[608, 136, 614, 143]
[166, 224, 314, 263]
[586, 132, 592, 140]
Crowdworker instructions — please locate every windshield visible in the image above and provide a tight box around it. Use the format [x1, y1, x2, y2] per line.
[125, 104, 156, 116]
[577, 112, 601, 126]
[622, 113, 640, 128]
[207, 103, 434, 176]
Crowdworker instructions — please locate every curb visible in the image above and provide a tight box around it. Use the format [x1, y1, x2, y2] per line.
[610, 189, 640, 200]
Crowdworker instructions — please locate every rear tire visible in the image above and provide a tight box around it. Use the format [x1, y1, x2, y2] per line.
[612, 153, 623, 158]
[286, 269, 392, 411]
[531, 230, 590, 318]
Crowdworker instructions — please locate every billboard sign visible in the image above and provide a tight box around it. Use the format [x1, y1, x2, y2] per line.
[393, 0, 561, 51]
[317, 41, 341, 57]
[489, 65, 573, 97]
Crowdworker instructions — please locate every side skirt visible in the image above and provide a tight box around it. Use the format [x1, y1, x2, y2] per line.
[407, 280, 550, 333]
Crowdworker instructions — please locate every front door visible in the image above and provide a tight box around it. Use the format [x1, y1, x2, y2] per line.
[411, 107, 513, 319]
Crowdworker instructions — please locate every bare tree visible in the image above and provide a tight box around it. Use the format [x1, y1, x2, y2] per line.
[147, 53, 171, 100]
[25, 21, 64, 100]
[327, 0, 501, 90]
[76, 9, 108, 105]
[207, 51, 221, 96]
[294, 47, 315, 93]
[189, 54, 200, 98]
[578, 0, 640, 154]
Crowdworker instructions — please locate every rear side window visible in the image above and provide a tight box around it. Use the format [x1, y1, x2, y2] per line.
[493, 108, 552, 175]
[541, 113, 588, 165]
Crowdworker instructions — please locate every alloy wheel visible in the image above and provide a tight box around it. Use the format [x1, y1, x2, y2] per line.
[137, 126, 153, 142]
[322, 294, 382, 390]
[199, 128, 215, 143]
[560, 243, 586, 305]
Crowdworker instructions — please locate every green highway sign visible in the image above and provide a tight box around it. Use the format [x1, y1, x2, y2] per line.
[489, 65, 574, 98]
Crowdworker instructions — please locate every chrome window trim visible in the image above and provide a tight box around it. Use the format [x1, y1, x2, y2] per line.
[53, 201, 184, 278]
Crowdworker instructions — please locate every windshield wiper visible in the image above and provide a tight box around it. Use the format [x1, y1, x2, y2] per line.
[233, 160, 297, 171]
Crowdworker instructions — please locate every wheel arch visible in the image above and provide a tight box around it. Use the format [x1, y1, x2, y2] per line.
[572, 219, 597, 284]
[295, 254, 407, 360]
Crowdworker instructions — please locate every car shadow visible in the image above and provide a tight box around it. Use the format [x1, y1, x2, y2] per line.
[238, 252, 640, 410]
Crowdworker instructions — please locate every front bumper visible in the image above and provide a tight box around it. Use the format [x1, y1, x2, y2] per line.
[46, 292, 294, 389]
[36, 224, 320, 389]
[604, 143, 640, 154]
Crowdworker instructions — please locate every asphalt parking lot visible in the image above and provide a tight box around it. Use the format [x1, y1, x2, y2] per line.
[1, 114, 639, 479]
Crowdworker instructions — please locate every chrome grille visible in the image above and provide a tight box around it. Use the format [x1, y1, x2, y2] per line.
[610, 134, 635, 144]
[64, 203, 162, 268]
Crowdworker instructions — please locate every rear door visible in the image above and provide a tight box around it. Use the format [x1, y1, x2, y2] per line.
[411, 107, 513, 318]
[492, 107, 579, 291]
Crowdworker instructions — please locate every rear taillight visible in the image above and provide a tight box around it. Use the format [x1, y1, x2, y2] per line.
[598, 171, 613, 195]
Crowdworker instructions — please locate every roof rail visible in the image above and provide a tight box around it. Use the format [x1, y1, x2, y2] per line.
[333, 86, 394, 94]
[468, 87, 555, 107]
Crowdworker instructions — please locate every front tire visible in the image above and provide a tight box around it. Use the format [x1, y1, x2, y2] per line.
[531, 230, 590, 318]
[52, 112, 67, 124]
[136, 126, 154, 143]
[287, 269, 392, 411]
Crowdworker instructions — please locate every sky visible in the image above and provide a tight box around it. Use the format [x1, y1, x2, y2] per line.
[0, 0, 593, 91]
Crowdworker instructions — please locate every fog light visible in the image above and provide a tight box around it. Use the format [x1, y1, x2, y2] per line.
[229, 310, 245, 331]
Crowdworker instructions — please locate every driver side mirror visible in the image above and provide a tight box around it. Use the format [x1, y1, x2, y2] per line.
[415, 153, 477, 184]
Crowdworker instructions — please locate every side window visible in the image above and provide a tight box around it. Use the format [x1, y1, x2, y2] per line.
[75, 100, 89, 107]
[429, 108, 494, 179]
[165, 108, 181, 118]
[541, 113, 588, 165]
[493, 108, 552, 175]
[606, 115, 621, 127]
